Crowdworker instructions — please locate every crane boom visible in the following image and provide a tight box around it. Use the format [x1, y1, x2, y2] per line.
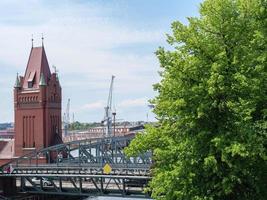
[66, 98, 70, 124]
[107, 75, 115, 110]
[103, 75, 115, 138]
[64, 98, 70, 136]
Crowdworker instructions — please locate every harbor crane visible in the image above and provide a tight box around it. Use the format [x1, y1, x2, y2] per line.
[63, 98, 70, 136]
[102, 75, 115, 138]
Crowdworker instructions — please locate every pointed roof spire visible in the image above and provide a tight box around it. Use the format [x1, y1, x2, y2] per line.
[39, 73, 47, 86]
[22, 45, 51, 88]
[14, 73, 21, 88]
[41, 33, 44, 47]
[31, 34, 34, 48]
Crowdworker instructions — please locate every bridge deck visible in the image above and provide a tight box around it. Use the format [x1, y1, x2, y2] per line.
[0, 136, 152, 198]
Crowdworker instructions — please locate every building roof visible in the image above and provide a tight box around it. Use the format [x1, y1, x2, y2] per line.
[22, 46, 51, 89]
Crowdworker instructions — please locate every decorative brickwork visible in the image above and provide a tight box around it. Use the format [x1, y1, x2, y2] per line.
[14, 46, 62, 156]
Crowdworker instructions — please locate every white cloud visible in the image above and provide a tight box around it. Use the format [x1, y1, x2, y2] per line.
[0, 1, 161, 93]
[79, 97, 149, 111]
[82, 101, 105, 110]
[0, 2, 162, 72]
[119, 97, 148, 108]
[0, 1, 162, 122]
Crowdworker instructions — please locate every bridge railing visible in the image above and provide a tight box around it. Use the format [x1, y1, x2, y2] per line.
[0, 135, 152, 176]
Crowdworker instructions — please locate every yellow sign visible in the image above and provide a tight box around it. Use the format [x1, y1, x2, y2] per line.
[103, 163, 112, 174]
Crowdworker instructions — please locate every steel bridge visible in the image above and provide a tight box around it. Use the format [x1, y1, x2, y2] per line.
[0, 135, 152, 199]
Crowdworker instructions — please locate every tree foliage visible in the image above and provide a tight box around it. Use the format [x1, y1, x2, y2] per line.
[125, 0, 267, 199]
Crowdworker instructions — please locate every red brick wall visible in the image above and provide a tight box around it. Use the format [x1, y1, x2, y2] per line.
[14, 74, 61, 156]
[0, 158, 12, 166]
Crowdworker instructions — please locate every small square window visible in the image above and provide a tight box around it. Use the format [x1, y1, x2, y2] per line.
[28, 81, 33, 88]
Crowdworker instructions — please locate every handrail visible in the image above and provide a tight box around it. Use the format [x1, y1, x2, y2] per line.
[0, 135, 144, 172]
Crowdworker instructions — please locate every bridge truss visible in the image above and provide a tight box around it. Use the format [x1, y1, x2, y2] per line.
[0, 135, 152, 198]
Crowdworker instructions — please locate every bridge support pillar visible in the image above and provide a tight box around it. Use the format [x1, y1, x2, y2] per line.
[100, 177, 104, 194]
[122, 179, 126, 196]
[0, 177, 16, 196]
[79, 177, 82, 193]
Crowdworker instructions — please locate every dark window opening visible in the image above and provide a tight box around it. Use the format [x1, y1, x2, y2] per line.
[28, 81, 33, 88]
[27, 71, 36, 88]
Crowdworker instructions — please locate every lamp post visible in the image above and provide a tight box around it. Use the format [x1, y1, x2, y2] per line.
[112, 112, 116, 137]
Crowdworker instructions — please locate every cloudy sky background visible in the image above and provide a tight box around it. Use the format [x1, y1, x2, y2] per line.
[0, 0, 201, 123]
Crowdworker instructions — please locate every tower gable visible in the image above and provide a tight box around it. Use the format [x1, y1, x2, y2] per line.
[22, 47, 51, 89]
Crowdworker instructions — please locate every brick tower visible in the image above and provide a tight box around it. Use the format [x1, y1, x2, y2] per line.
[14, 43, 62, 156]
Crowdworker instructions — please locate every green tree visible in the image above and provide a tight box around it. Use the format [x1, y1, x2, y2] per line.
[125, 0, 267, 199]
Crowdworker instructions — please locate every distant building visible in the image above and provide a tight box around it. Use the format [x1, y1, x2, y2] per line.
[14, 43, 62, 156]
[0, 128, 14, 139]
[0, 123, 14, 130]
[63, 125, 144, 143]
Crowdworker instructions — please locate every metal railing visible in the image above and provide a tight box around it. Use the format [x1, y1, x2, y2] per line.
[0, 135, 152, 198]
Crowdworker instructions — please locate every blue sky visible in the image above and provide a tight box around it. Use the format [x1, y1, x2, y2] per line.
[0, 0, 202, 123]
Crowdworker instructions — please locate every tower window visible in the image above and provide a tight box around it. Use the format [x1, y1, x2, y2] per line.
[27, 71, 36, 88]
[28, 81, 33, 88]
